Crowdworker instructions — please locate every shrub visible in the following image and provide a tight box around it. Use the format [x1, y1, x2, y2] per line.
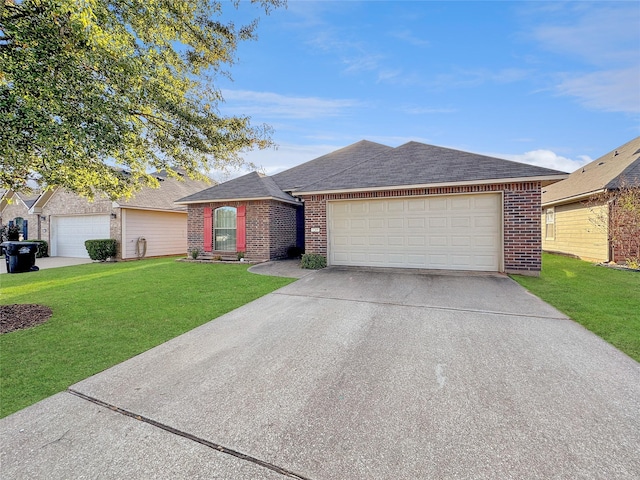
[84, 239, 117, 262]
[0, 224, 20, 242]
[287, 246, 304, 259]
[237, 251, 245, 261]
[189, 248, 200, 259]
[27, 240, 49, 258]
[300, 253, 326, 269]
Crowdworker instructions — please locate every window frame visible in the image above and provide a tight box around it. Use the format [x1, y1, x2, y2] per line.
[214, 206, 237, 252]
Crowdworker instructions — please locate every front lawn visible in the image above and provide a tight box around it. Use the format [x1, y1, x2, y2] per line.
[0, 258, 295, 418]
[512, 253, 640, 362]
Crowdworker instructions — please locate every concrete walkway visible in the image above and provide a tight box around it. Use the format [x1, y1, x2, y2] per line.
[1, 269, 639, 479]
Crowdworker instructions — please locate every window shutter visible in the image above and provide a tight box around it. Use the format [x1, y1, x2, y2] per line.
[203, 207, 213, 252]
[236, 205, 246, 252]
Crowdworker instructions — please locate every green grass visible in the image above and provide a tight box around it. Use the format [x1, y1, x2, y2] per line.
[511, 253, 640, 362]
[0, 258, 295, 418]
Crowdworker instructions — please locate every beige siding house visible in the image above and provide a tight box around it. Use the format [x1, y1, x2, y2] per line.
[542, 136, 640, 262]
[2, 172, 212, 259]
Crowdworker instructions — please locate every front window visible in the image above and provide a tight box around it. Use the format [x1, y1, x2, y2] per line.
[214, 207, 236, 251]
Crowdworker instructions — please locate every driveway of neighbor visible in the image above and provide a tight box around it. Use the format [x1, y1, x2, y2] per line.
[0, 256, 93, 274]
[1, 268, 639, 479]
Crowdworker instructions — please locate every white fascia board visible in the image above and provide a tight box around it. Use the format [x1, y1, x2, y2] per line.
[295, 175, 569, 196]
[542, 189, 606, 207]
[121, 206, 187, 214]
[175, 196, 301, 206]
[31, 188, 58, 210]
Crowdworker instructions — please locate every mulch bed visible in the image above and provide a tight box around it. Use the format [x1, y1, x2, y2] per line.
[0, 304, 53, 334]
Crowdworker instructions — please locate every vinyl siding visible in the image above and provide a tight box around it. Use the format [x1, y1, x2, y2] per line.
[123, 209, 187, 259]
[542, 202, 609, 262]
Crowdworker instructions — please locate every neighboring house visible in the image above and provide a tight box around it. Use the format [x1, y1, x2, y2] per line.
[0, 190, 41, 240]
[542, 136, 640, 263]
[178, 140, 567, 275]
[1, 171, 212, 259]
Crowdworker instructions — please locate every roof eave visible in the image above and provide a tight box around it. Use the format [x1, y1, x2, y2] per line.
[175, 196, 301, 206]
[117, 205, 188, 213]
[542, 188, 607, 207]
[296, 175, 568, 196]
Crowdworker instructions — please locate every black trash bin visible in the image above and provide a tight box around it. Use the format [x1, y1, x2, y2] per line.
[1, 242, 40, 273]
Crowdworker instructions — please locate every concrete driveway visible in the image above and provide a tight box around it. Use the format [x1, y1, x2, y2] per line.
[1, 256, 93, 274]
[1, 268, 639, 479]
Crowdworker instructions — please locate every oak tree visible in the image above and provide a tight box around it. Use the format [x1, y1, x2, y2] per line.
[0, 0, 284, 198]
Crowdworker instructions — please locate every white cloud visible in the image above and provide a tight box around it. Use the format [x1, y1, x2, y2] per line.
[389, 29, 430, 48]
[532, 4, 639, 66]
[221, 90, 361, 119]
[555, 68, 640, 114]
[527, 3, 640, 113]
[400, 106, 458, 115]
[496, 150, 593, 173]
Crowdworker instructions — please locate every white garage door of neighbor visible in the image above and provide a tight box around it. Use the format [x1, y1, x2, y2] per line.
[51, 215, 111, 258]
[329, 193, 502, 271]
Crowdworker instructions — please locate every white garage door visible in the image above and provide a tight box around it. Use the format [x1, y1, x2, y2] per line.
[51, 215, 111, 258]
[328, 193, 502, 271]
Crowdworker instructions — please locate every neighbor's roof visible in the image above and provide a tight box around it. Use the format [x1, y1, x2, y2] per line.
[116, 170, 213, 211]
[296, 141, 567, 194]
[176, 171, 300, 205]
[0, 189, 40, 212]
[543, 136, 640, 206]
[272, 140, 394, 192]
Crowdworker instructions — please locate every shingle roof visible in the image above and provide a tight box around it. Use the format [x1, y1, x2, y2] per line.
[543, 136, 640, 205]
[297, 141, 567, 193]
[272, 140, 394, 191]
[118, 171, 213, 211]
[176, 171, 300, 204]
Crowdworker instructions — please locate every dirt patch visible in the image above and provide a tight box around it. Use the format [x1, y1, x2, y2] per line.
[0, 304, 53, 334]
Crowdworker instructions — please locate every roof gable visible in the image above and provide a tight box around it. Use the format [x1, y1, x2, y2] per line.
[116, 171, 213, 211]
[272, 140, 394, 192]
[297, 141, 567, 193]
[176, 171, 299, 205]
[543, 136, 640, 205]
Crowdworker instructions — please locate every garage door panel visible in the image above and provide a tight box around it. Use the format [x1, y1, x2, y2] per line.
[451, 197, 471, 209]
[408, 199, 426, 211]
[428, 198, 447, 211]
[452, 236, 471, 247]
[407, 218, 425, 228]
[329, 194, 501, 271]
[388, 218, 404, 228]
[369, 218, 385, 229]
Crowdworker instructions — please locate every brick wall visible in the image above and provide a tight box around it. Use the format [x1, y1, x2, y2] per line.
[1, 195, 40, 240]
[187, 199, 298, 262]
[300, 182, 543, 275]
[610, 199, 640, 262]
[269, 201, 298, 259]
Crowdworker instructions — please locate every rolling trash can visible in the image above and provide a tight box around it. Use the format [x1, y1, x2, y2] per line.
[1, 242, 40, 273]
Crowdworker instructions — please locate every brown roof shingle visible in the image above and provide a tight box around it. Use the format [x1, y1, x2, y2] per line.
[543, 136, 640, 205]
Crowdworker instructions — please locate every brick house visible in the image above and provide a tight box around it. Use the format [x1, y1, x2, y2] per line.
[0, 190, 41, 240]
[542, 136, 640, 262]
[178, 140, 567, 275]
[1, 171, 211, 259]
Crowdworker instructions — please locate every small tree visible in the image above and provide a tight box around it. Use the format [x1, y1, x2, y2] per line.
[589, 179, 640, 264]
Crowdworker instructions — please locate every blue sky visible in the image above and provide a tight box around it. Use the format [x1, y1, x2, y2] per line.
[214, 1, 639, 179]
